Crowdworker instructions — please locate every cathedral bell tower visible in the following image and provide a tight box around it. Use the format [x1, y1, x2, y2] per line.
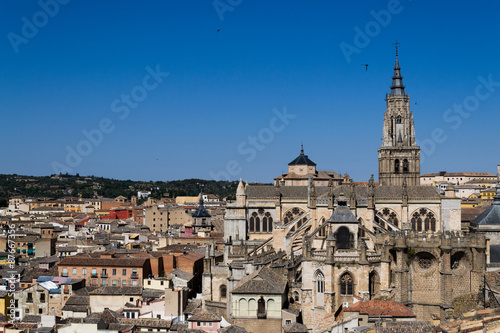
[378, 44, 420, 186]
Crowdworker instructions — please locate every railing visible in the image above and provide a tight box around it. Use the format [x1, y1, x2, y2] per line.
[26, 297, 33, 303]
[131, 274, 138, 279]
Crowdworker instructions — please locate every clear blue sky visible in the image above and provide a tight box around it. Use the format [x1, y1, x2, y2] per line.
[1, 1, 499, 182]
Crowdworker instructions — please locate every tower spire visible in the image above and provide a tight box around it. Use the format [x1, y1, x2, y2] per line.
[390, 40, 405, 96]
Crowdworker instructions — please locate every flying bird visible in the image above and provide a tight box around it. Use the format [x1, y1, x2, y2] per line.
[217, 28, 221, 33]
[362, 64, 369, 71]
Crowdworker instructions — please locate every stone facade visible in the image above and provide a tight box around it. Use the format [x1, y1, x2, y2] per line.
[205, 53, 488, 332]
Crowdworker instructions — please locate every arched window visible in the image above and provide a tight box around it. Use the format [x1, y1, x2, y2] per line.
[403, 159, 409, 173]
[318, 218, 326, 237]
[257, 297, 266, 319]
[335, 227, 353, 249]
[220, 285, 227, 299]
[396, 116, 402, 124]
[411, 209, 437, 232]
[340, 273, 353, 296]
[394, 159, 400, 173]
[369, 271, 379, 299]
[283, 207, 307, 232]
[255, 217, 260, 232]
[377, 208, 399, 228]
[293, 291, 300, 302]
[314, 270, 325, 306]
[262, 212, 273, 233]
[249, 212, 257, 232]
[315, 271, 325, 293]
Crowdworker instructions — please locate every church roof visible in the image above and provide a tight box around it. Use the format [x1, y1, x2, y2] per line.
[231, 266, 286, 295]
[274, 170, 341, 181]
[327, 202, 358, 223]
[288, 146, 316, 166]
[470, 186, 500, 226]
[192, 194, 211, 218]
[245, 184, 440, 201]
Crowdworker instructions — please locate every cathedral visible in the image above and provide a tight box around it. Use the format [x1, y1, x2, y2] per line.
[203, 52, 487, 331]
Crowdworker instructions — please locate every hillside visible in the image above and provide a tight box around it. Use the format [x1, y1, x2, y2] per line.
[0, 174, 243, 206]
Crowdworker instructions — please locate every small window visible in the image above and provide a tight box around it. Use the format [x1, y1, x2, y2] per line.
[123, 280, 127, 286]
[112, 269, 117, 275]
[123, 269, 127, 276]
[286, 320, 292, 325]
[130, 297, 134, 302]
[72, 268, 77, 275]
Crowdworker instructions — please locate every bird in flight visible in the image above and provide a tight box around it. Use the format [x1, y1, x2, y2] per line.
[362, 64, 369, 71]
[217, 28, 221, 33]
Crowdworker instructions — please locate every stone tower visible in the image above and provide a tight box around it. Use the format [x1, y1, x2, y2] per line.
[378, 48, 420, 186]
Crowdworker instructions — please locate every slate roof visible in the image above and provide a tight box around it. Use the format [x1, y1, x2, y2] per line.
[231, 266, 287, 295]
[288, 147, 316, 166]
[192, 196, 211, 218]
[187, 308, 221, 322]
[470, 187, 500, 226]
[345, 300, 415, 318]
[328, 200, 358, 223]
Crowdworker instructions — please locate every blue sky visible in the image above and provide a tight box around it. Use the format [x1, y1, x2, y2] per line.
[0, 1, 499, 182]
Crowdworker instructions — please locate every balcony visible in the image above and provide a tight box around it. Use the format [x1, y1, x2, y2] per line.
[26, 297, 33, 303]
[91, 274, 98, 278]
[131, 273, 138, 279]
[257, 311, 267, 319]
[61, 273, 68, 277]
[102, 273, 108, 278]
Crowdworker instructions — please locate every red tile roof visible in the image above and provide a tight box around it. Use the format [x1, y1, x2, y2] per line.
[344, 300, 415, 318]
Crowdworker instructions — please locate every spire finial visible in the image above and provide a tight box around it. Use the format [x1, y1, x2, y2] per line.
[394, 40, 400, 58]
[300, 144, 304, 154]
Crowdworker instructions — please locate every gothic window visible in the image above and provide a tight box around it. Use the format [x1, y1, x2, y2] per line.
[411, 209, 437, 232]
[220, 285, 227, 299]
[318, 219, 327, 237]
[340, 273, 353, 296]
[262, 216, 268, 232]
[255, 216, 260, 232]
[395, 159, 400, 173]
[335, 227, 353, 249]
[249, 212, 257, 232]
[403, 159, 409, 173]
[369, 271, 380, 300]
[396, 116, 402, 124]
[315, 271, 325, 293]
[378, 209, 399, 228]
[283, 207, 307, 231]
[266, 212, 273, 231]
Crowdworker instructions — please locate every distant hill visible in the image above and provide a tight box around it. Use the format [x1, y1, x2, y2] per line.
[0, 174, 253, 206]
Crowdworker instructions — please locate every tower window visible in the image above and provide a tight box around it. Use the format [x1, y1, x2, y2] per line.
[394, 159, 400, 173]
[396, 116, 401, 124]
[403, 159, 409, 173]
